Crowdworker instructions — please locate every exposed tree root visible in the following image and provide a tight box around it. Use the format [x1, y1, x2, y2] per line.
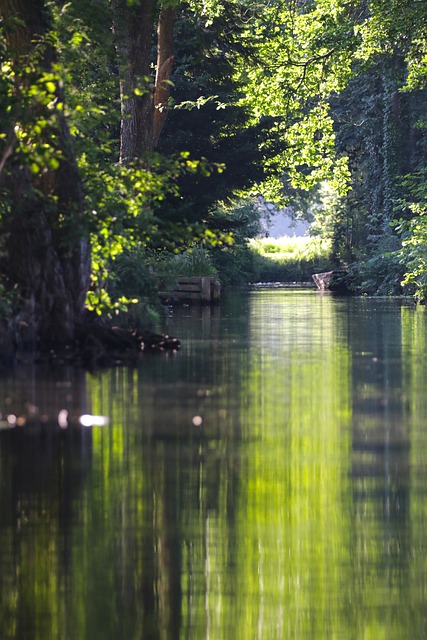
[0, 321, 181, 369]
[74, 323, 181, 368]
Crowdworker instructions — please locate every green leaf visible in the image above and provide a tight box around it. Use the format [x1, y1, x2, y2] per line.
[45, 81, 56, 94]
[29, 163, 40, 175]
[47, 158, 60, 170]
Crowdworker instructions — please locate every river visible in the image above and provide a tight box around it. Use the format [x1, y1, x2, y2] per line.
[0, 288, 426, 639]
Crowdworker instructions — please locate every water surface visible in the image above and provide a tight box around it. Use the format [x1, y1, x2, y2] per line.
[0, 289, 426, 639]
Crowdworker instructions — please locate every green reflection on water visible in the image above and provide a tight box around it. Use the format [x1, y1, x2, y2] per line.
[230, 291, 352, 640]
[0, 292, 427, 639]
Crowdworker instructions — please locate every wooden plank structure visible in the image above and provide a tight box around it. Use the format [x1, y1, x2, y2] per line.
[159, 276, 221, 303]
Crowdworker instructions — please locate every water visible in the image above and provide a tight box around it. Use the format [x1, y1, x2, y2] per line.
[0, 289, 426, 639]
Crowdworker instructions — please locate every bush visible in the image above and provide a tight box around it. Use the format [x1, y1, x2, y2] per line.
[107, 247, 162, 329]
[211, 244, 260, 285]
[395, 205, 427, 301]
[349, 251, 406, 296]
[152, 246, 218, 277]
[248, 236, 333, 282]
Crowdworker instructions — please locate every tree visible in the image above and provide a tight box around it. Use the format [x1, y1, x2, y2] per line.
[156, 2, 285, 224]
[112, 0, 175, 161]
[4, 0, 427, 354]
[0, 0, 90, 346]
[326, 1, 427, 293]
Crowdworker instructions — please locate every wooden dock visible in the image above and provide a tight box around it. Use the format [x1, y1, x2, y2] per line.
[158, 276, 221, 303]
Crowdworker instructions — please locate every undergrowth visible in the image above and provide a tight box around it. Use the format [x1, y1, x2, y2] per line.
[107, 236, 333, 326]
[248, 236, 333, 282]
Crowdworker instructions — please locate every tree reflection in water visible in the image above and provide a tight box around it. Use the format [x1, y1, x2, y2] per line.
[0, 292, 425, 639]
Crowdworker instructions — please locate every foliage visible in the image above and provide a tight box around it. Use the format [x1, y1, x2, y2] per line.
[157, 3, 285, 219]
[395, 173, 427, 301]
[0, 282, 14, 324]
[208, 198, 265, 284]
[333, 1, 427, 295]
[212, 243, 260, 286]
[50, 2, 236, 307]
[327, 53, 427, 288]
[0, 39, 63, 180]
[228, 0, 357, 203]
[249, 235, 332, 282]
[349, 250, 406, 296]
[106, 198, 265, 289]
[150, 246, 218, 278]
[99, 245, 161, 329]
[397, 215, 427, 301]
[2, 0, 427, 333]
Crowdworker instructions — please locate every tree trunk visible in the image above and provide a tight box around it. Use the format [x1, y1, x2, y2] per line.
[153, 6, 175, 149]
[0, 0, 90, 348]
[112, 0, 175, 162]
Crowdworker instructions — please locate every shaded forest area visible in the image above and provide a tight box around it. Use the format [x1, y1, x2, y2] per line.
[1, 0, 427, 353]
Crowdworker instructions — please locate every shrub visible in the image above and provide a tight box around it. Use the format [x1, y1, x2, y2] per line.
[248, 236, 333, 282]
[153, 246, 218, 277]
[349, 252, 406, 296]
[107, 247, 162, 329]
[395, 205, 427, 301]
[211, 244, 260, 285]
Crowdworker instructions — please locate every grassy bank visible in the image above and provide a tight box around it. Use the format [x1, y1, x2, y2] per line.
[248, 236, 333, 282]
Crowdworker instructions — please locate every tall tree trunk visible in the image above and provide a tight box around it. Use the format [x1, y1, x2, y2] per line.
[153, 5, 175, 149]
[0, 0, 90, 348]
[112, 0, 175, 162]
